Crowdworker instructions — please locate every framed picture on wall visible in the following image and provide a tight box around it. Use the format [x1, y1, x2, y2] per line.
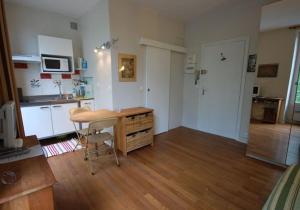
[257, 64, 279, 77]
[118, 53, 137, 82]
[247, 54, 257, 72]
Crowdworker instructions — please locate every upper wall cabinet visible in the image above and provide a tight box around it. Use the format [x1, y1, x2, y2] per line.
[38, 35, 73, 57]
[38, 35, 74, 73]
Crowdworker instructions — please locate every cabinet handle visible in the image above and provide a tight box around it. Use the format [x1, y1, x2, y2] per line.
[40, 106, 50, 109]
[52, 105, 62, 108]
[84, 103, 91, 105]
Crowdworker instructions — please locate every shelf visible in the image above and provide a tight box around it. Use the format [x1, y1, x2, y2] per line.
[118, 108, 154, 156]
[12, 55, 41, 63]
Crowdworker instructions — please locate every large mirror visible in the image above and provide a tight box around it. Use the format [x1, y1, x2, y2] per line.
[247, 29, 300, 166]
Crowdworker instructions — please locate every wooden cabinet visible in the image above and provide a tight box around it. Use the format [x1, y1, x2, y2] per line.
[251, 97, 283, 124]
[118, 107, 154, 156]
[21, 105, 53, 139]
[51, 103, 78, 135]
[0, 136, 56, 210]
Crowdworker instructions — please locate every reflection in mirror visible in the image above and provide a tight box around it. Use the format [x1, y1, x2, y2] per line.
[246, 28, 300, 165]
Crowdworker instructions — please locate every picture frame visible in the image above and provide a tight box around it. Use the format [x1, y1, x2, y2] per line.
[247, 54, 257, 72]
[257, 64, 279, 78]
[118, 53, 137, 82]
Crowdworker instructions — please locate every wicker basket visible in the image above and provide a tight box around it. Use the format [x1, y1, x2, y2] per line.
[125, 112, 153, 134]
[126, 129, 153, 152]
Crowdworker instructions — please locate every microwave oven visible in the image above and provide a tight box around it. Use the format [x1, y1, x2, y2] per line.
[41, 55, 72, 73]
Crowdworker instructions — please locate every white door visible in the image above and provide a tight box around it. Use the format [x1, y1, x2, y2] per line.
[21, 105, 53, 139]
[146, 46, 171, 134]
[198, 39, 247, 139]
[51, 103, 78, 135]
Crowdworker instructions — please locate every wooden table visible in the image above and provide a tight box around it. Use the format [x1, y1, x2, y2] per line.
[0, 136, 56, 210]
[251, 97, 284, 124]
[70, 109, 123, 152]
[70, 108, 154, 155]
[70, 109, 122, 123]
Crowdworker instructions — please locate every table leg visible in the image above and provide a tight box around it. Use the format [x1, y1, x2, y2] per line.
[114, 117, 127, 156]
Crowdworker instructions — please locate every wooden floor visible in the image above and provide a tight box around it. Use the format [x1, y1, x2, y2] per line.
[247, 122, 292, 164]
[48, 127, 283, 210]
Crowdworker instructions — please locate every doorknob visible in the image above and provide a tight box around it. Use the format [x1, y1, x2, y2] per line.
[147, 88, 151, 92]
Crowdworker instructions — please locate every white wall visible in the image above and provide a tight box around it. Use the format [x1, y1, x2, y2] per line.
[255, 28, 296, 122]
[109, 0, 185, 128]
[261, 0, 300, 31]
[169, 52, 184, 130]
[79, 0, 113, 109]
[183, 1, 264, 142]
[5, 3, 82, 96]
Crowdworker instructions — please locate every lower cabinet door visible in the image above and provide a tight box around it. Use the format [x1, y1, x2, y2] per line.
[21, 106, 54, 139]
[51, 103, 78, 135]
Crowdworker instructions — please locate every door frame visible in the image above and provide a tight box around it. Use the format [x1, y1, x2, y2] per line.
[199, 37, 249, 140]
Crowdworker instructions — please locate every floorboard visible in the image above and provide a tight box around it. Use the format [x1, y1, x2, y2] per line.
[47, 127, 284, 210]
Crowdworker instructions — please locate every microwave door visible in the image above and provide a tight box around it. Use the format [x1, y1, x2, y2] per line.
[44, 58, 61, 71]
[42, 57, 70, 72]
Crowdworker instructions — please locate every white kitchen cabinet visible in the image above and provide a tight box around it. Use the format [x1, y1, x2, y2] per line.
[38, 35, 73, 57]
[21, 105, 53, 139]
[80, 99, 95, 129]
[51, 103, 78, 135]
[38, 35, 74, 73]
[21, 102, 79, 139]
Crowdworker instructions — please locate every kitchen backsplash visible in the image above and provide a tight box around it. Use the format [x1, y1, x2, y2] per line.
[14, 64, 81, 96]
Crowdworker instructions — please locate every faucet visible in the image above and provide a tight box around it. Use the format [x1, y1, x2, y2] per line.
[53, 80, 63, 99]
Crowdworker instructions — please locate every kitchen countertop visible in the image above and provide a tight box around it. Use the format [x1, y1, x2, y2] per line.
[20, 95, 94, 107]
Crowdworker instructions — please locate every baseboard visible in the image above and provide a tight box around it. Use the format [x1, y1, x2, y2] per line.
[246, 153, 287, 169]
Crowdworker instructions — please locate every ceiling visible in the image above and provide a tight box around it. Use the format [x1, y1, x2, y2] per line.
[132, 0, 243, 22]
[6, 0, 280, 22]
[132, 0, 281, 22]
[6, 0, 100, 19]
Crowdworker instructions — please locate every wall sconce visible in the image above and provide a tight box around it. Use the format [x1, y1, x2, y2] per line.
[94, 38, 119, 53]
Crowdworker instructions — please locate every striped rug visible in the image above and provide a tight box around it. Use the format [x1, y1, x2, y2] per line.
[42, 139, 82, 158]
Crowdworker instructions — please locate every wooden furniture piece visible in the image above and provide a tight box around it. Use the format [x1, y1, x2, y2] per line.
[0, 136, 56, 210]
[118, 107, 154, 156]
[85, 118, 120, 175]
[251, 96, 283, 124]
[70, 107, 154, 156]
[0, 0, 24, 137]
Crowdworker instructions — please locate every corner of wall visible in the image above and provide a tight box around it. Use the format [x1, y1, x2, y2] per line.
[79, 0, 113, 110]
